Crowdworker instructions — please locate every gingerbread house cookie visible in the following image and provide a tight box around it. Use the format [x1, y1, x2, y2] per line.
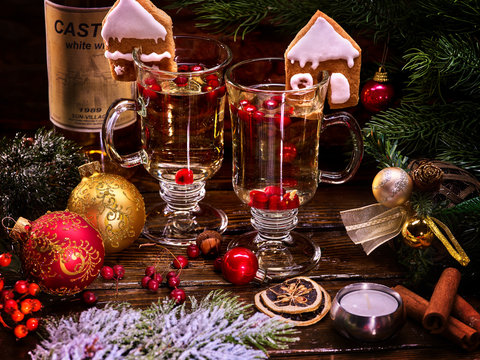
[285, 10, 361, 109]
[101, 0, 176, 81]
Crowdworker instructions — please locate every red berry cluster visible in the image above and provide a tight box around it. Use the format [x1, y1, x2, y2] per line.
[249, 186, 300, 210]
[82, 265, 127, 306]
[0, 279, 42, 339]
[140, 266, 185, 305]
[231, 97, 294, 128]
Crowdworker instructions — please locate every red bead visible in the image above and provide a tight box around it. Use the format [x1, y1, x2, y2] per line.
[82, 291, 97, 305]
[141, 275, 151, 288]
[113, 265, 125, 279]
[175, 168, 194, 185]
[100, 266, 115, 280]
[273, 113, 291, 128]
[173, 255, 188, 269]
[0, 253, 12, 267]
[360, 80, 395, 113]
[14, 280, 28, 294]
[222, 247, 259, 285]
[147, 279, 159, 292]
[174, 76, 188, 87]
[263, 98, 279, 110]
[170, 288, 186, 304]
[167, 276, 181, 288]
[190, 64, 203, 72]
[186, 244, 201, 259]
[26, 318, 39, 331]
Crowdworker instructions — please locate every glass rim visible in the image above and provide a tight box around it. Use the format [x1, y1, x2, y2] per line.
[132, 35, 233, 76]
[225, 57, 330, 94]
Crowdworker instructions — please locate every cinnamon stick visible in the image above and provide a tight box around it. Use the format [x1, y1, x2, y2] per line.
[422, 267, 461, 334]
[453, 295, 480, 331]
[394, 285, 480, 351]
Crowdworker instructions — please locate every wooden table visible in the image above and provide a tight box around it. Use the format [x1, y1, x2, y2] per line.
[1, 156, 479, 360]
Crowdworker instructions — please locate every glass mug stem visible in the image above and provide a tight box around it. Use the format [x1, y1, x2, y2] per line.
[251, 208, 298, 244]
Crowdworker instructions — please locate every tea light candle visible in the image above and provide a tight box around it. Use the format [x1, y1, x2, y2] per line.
[340, 289, 399, 317]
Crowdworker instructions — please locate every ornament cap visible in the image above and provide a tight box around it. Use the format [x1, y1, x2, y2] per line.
[373, 66, 389, 83]
[251, 267, 271, 285]
[10, 217, 31, 241]
[79, 161, 101, 178]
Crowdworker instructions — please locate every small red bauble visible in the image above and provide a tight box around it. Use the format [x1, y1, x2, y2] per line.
[221, 247, 259, 285]
[170, 288, 186, 304]
[173, 255, 188, 269]
[360, 67, 395, 113]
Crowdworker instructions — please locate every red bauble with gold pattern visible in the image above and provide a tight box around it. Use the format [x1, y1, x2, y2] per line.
[360, 67, 395, 113]
[10, 211, 105, 296]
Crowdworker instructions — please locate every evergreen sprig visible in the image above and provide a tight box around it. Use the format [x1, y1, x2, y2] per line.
[0, 128, 85, 223]
[30, 291, 299, 360]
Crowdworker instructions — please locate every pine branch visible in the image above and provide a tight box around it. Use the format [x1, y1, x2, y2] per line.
[363, 129, 409, 169]
[438, 131, 480, 178]
[30, 291, 299, 360]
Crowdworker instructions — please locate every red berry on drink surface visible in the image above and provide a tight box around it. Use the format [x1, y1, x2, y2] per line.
[167, 276, 180, 288]
[14, 324, 28, 339]
[28, 283, 40, 296]
[190, 64, 203, 72]
[11, 309, 25, 323]
[113, 265, 125, 279]
[0, 253, 12, 267]
[148, 83, 162, 92]
[253, 110, 266, 123]
[178, 64, 189, 72]
[244, 104, 257, 113]
[174, 76, 188, 87]
[175, 168, 194, 185]
[166, 271, 177, 279]
[249, 190, 269, 209]
[14, 280, 28, 294]
[264, 186, 285, 197]
[267, 195, 283, 210]
[283, 191, 300, 209]
[173, 255, 188, 269]
[238, 109, 251, 122]
[30, 299, 42, 312]
[170, 288, 186, 304]
[147, 279, 159, 292]
[282, 143, 298, 163]
[213, 257, 223, 273]
[207, 78, 220, 88]
[216, 85, 226, 98]
[186, 244, 201, 259]
[239, 99, 251, 108]
[273, 113, 291, 128]
[100, 266, 115, 280]
[4, 299, 18, 314]
[144, 77, 157, 85]
[153, 273, 163, 283]
[142, 87, 158, 99]
[145, 266, 156, 277]
[20, 299, 33, 315]
[26, 318, 39, 331]
[82, 291, 98, 305]
[205, 74, 218, 82]
[202, 84, 217, 103]
[263, 98, 279, 110]
[141, 275, 151, 289]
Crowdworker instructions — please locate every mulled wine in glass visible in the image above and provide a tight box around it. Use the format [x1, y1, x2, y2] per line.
[225, 58, 363, 278]
[103, 36, 232, 245]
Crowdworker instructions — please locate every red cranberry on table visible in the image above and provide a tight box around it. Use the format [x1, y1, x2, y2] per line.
[170, 288, 186, 304]
[173, 255, 189, 269]
[167, 276, 181, 288]
[82, 290, 98, 305]
[145, 266, 156, 277]
[147, 279, 159, 292]
[113, 265, 125, 279]
[166, 271, 177, 279]
[100, 266, 115, 280]
[186, 244, 201, 259]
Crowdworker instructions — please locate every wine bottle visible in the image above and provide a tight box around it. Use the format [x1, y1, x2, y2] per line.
[44, 0, 139, 172]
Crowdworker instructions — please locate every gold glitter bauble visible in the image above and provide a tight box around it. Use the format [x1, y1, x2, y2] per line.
[401, 216, 434, 249]
[68, 162, 146, 253]
[372, 167, 413, 208]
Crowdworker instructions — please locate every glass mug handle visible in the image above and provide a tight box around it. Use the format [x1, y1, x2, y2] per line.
[102, 99, 144, 168]
[319, 112, 364, 184]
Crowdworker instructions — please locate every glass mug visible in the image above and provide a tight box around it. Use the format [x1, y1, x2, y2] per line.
[103, 35, 232, 246]
[225, 58, 363, 278]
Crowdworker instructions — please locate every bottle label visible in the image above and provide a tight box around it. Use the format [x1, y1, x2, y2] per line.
[45, 0, 135, 132]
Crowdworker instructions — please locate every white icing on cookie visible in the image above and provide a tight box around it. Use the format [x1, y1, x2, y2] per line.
[114, 65, 125, 75]
[105, 50, 171, 63]
[330, 73, 350, 104]
[101, 0, 167, 45]
[287, 17, 359, 69]
[290, 73, 313, 90]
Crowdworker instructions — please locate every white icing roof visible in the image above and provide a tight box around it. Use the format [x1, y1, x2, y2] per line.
[287, 17, 359, 69]
[101, 0, 167, 44]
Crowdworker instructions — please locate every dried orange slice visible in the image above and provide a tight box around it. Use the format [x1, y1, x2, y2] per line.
[260, 276, 323, 314]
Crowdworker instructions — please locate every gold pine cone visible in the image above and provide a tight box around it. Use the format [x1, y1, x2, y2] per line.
[411, 161, 444, 191]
